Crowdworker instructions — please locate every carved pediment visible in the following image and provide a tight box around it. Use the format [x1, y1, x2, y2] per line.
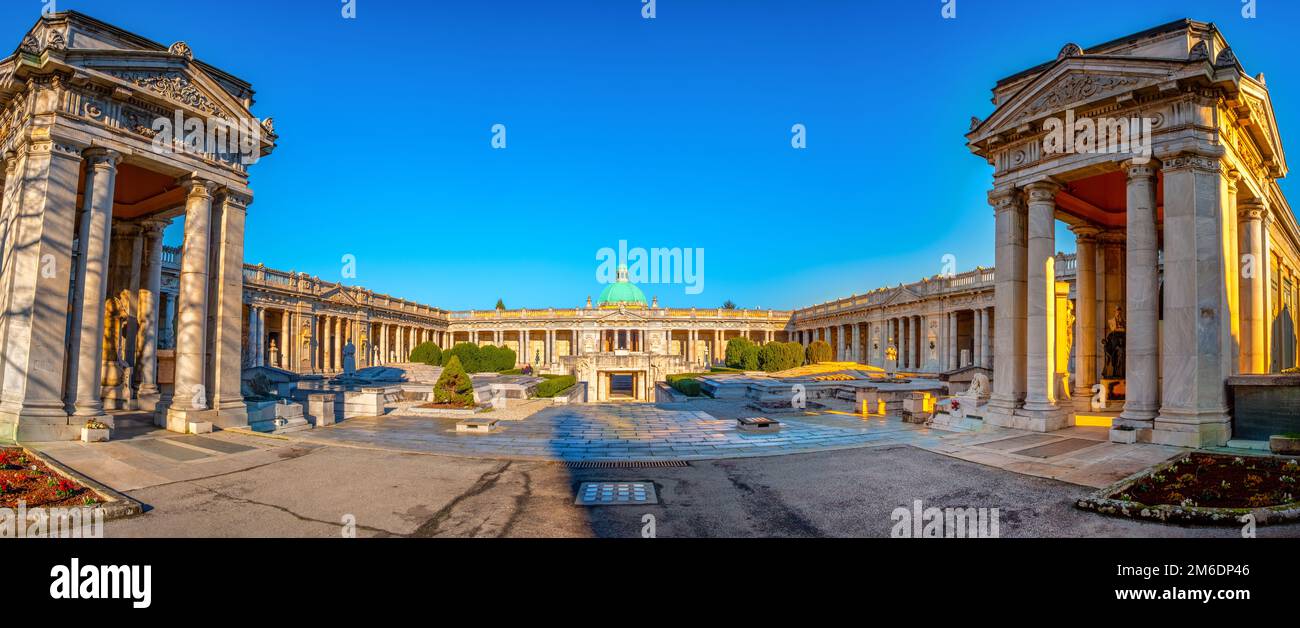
[972, 61, 1182, 140]
[1016, 73, 1145, 121]
[319, 286, 361, 307]
[595, 308, 651, 323]
[105, 70, 234, 120]
[880, 286, 920, 307]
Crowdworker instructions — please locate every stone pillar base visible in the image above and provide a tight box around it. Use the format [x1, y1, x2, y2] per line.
[100, 384, 136, 411]
[136, 391, 161, 412]
[982, 396, 1021, 429]
[1152, 413, 1230, 448]
[1014, 406, 1073, 432]
[163, 407, 217, 434]
[1072, 396, 1097, 413]
[0, 404, 81, 441]
[210, 403, 249, 430]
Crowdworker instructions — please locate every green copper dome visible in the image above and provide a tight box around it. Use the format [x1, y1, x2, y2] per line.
[597, 265, 648, 308]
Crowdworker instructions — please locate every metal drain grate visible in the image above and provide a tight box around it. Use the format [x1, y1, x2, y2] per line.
[575, 482, 659, 506]
[562, 460, 689, 469]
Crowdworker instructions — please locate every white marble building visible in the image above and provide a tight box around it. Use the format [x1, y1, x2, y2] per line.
[0, 12, 275, 440]
[967, 20, 1300, 447]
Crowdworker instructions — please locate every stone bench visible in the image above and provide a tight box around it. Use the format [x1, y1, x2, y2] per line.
[736, 416, 781, 433]
[456, 418, 499, 434]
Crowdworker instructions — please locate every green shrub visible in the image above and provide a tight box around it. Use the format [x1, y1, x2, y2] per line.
[758, 343, 804, 372]
[479, 344, 516, 372]
[409, 342, 442, 366]
[784, 342, 807, 368]
[806, 340, 833, 364]
[725, 338, 756, 369]
[441, 343, 517, 373]
[480, 345, 503, 372]
[443, 343, 482, 373]
[535, 375, 576, 398]
[739, 344, 759, 370]
[433, 356, 475, 406]
[666, 372, 708, 385]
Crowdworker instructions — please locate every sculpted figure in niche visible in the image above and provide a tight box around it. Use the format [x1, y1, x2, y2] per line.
[1102, 306, 1126, 379]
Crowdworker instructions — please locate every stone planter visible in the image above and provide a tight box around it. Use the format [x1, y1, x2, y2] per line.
[1269, 435, 1300, 455]
[80, 427, 110, 443]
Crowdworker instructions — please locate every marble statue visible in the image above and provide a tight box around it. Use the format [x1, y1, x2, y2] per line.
[966, 371, 990, 399]
[1102, 305, 1126, 379]
[342, 338, 357, 375]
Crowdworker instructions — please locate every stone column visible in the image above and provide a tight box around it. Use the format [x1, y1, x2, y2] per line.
[910, 317, 918, 368]
[1224, 170, 1242, 375]
[165, 178, 216, 432]
[67, 148, 120, 422]
[0, 140, 83, 440]
[137, 220, 166, 409]
[333, 317, 342, 370]
[980, 307, 992, 368]
[972, 309, 984, 368]
[988, 187, 1029, 425]
[1239, 197, 1267, 374]
[208, 191, 249, 428]
[946, 312, 957, 370]
[1153, 153, 1231, 447]
[1116, 161, 1160, 433]
[279, 309, 290, 368]
[1071, 226, 1100, 407]
[851, 323, 861, 364]
[256, 306, 267, 367]
[1021, 180, 1064, 427]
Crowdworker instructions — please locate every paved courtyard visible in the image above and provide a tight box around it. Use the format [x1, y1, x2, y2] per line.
[24, 401, 1299, 538]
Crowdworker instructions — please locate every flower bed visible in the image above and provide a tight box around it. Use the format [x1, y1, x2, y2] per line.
[1076, 453, 1300, 526]
[0, 448, 99, 509]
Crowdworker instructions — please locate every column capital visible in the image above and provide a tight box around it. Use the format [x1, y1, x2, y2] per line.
[988, 187, 1023, 213]
[1024, 179, 1062, 201]
[1225, 167, 1242, 188]
[1120, 158, 1161, 178]
[1238, 197, 1268, 222]
[140, 217, 171, 235]
[1069, 224, 1102, 241]
[216, 188, 253, 209]
[179, 175, 217, 199]
[82, 147, 122, 167]
[1098, 229, 1126, 245]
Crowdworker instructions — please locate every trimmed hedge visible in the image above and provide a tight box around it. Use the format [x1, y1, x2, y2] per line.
[536, 375, 577, 398]
[433, 356, 474, 406]
[667, 372, 708, 397]
[759, 341, 804, 372]
[806, 340, 834, 364]
[441, 343, 516, 373]
[673, 379, 701, 397]
[409, 342, 442, 366]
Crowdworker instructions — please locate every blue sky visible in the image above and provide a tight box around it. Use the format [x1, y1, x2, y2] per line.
[8, 0, 1298, 310]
